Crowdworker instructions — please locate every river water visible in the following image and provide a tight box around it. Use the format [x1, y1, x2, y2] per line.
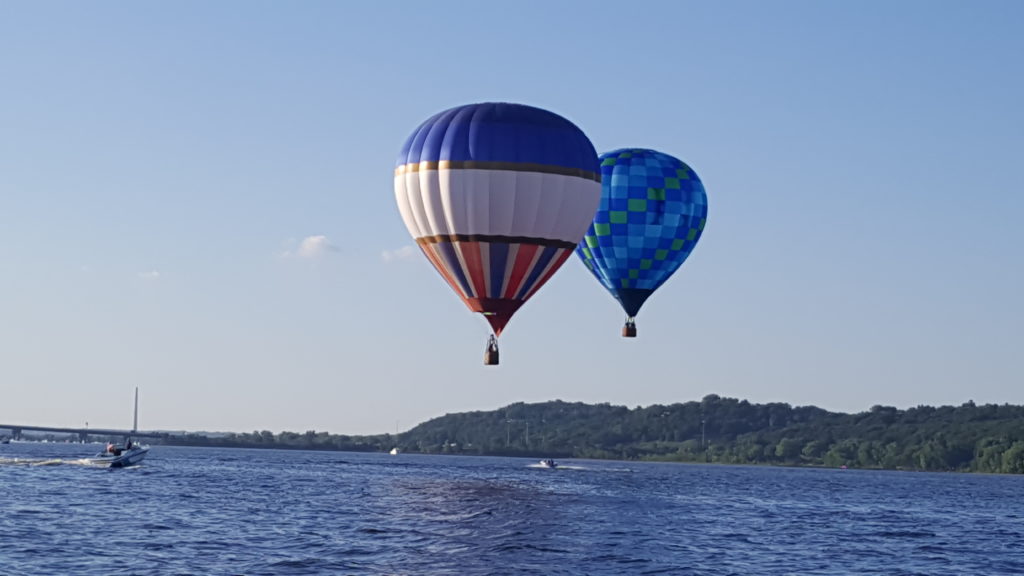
[0, 443, 1021, 575]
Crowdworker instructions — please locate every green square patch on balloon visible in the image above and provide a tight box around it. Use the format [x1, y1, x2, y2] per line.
[628, 199, 647, 212]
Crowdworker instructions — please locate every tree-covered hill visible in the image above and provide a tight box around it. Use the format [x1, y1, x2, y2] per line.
[164, 395, 1024, 474]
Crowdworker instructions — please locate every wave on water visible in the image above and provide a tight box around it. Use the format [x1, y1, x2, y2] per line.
[0, 456, 127, 468]
[0, 457, 66, 467]
[525, 462, 631, 472]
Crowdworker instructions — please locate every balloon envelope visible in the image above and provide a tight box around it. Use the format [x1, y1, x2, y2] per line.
[394, 103, 601, 335]
[575, 148, 708, 319]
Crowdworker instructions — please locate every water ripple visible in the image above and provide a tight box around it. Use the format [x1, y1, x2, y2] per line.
[1, 444, 1023, 575]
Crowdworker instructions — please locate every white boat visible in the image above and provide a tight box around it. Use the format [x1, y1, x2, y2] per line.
[88, 387, 149, 468]
[88, 443, 150, 468]
[538, 459, 557, 469]
[389, 447, 400, 455]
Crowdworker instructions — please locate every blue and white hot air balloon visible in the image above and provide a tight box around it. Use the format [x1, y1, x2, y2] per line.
[394, 102, 601, 364]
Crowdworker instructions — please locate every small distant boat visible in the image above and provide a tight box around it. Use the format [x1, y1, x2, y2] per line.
[87, 387, 149, 468]
[390, 447, 400, 455]
[538, 459, 557, 469]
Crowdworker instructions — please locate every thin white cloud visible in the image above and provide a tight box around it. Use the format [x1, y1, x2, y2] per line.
[277, 235, 340, 259]
[297, 235, 339, 258]
[381, 245, 418, 263]
[138, 270, 161, 280]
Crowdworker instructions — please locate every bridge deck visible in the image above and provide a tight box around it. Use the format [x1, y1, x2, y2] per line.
[0, 423, 168, 438]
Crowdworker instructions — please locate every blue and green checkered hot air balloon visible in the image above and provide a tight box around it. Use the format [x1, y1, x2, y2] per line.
[575, 148, 708, 337]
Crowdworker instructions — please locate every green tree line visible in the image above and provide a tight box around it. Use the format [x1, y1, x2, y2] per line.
[162, 395, 1024, 474]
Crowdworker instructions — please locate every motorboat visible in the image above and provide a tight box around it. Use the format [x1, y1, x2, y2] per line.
[88, 442, 149, 468]
[88, 387, 149, 468]
[389, 447, 400, 455]
[538, 459, 557, 469]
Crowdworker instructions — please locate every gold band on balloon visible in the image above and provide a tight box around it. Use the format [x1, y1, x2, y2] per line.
[415, 233, 577, 250]
[395, 160, 601, 183]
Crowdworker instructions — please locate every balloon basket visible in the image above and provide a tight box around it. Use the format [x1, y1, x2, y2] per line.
[622, 318, 637, 338]
[484, 335, 500, 366]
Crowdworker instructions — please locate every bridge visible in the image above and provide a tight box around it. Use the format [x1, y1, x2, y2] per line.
[0, 423, 170, 442]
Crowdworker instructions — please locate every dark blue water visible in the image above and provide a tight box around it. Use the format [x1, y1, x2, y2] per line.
[1, 443, 1022, 575]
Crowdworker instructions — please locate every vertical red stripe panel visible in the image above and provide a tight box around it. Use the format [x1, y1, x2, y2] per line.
[458, 242, 488, 301]
[502, 244, 540, 299]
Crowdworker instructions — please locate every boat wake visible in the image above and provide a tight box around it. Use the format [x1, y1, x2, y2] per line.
[0, 457, 71, 467]
[0, 457, 139, 468]
[526, 463, 587, 470]
[525, 462, 634, 473]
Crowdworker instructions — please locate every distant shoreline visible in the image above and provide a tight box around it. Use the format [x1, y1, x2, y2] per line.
[7, 396, 1023, 474]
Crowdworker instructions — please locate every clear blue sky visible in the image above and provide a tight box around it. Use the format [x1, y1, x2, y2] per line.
[2, 1, 1021, 435]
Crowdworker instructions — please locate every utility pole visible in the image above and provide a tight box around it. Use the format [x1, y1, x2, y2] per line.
[702, 417, 711, 463]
